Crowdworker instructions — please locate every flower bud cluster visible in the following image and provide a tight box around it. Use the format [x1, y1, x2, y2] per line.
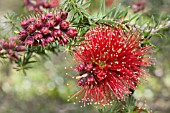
[0, 37, 25, 60]
[19, 11, 78, 47]
[77, 63, 95, 86]
[24, 0, 60, 12]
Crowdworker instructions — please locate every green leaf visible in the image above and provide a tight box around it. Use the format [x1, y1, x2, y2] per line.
[162, 18, 169, 26]
[116, 6, 129, 19]
[81, 0, 91, 9]
[97, 0, 104, 17]
[113, 3, 121, 19]
[103, 7, 115, 19]
[27, 61, 37, 64]
[154, 33, 167, 39]
[125, 13, 140, 23]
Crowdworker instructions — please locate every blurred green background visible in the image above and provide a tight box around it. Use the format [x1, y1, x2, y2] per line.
[0, 0, 170, 113]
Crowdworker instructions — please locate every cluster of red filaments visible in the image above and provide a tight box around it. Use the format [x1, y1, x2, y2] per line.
[0, 37, 25, 60]
[24, 0, 59, 12]
[68, 25, 152, 106]
[19, 11, 78, 46]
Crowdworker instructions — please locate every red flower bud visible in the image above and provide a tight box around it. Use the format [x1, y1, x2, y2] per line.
[61, 10, 68, 20]
[77, 63, 85, 73]
[78, 78, 87, 86]
[42, 2, 51, 8]
[62, 37, 68, 45]
[8, 41, 16, 49]
[25, 35, 34, 45]
[28, 17, 35, 23]
[34, 32, 43, 40]
[66, 28, 78, 38]
[40, 27, 50, 35]
[60, 20, 69, 30]
[87, 74, 95, 85]
[21, 20, 30, 29]
[17, 46, 25, 51]
[7, 49, 13, 55]
[45, 20, 55, 28]
[35, 19, 43, 29]
[58, 39, 63, 45]
[41, 14, 47, 22]
[8, 36, 18, 42]
[46, 12, 54, 19]
[3, 42, 9, 49]
[40, 39, 47, 46]
[26, 24, 36, 33]
[55, 14, 61, 25]
[52, 29, 62, 38]
[86, 63, 93, 72]
[9, 51, 18, 60]
[45, 36, 55, 43]
[0, 39, 4, 44]
[19, 30, 28, 38]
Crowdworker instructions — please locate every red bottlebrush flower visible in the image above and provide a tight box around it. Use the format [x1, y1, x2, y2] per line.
[68, 25, 153, 106]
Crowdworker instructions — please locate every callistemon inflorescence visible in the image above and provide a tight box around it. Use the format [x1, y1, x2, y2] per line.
[0, 37, 25, 60]
[68, 25, 153, 106]
[18, 11, 78, 47]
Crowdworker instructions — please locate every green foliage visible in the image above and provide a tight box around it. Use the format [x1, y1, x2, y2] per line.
[0, 12, 20, 37]
[98, 95, 150, 113]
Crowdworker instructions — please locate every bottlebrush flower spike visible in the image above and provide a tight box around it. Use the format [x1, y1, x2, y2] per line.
[68, 25, 153, 106]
